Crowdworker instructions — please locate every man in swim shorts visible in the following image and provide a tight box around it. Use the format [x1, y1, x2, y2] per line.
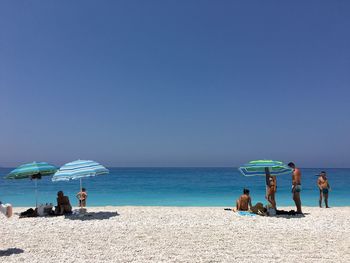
[317, 171, 330, 208]
[288, 162, 302, 214]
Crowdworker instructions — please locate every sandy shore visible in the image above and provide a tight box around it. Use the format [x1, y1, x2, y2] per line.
[1, 206, 350, 263]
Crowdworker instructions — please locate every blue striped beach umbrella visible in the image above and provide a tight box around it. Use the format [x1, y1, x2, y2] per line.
[52, 160, 109, 202]
[238, 160, 292, 177]
[6, 162, 57, 207]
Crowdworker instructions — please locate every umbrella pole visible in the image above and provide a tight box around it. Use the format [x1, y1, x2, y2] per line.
[35, 179, 38, 208]
[80, 178, 82, 208]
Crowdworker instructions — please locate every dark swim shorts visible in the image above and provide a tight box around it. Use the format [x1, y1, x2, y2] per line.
[292, 185, 302, 193]
[322, 188, 329, 194]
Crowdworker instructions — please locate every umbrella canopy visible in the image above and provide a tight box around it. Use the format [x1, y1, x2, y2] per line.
[52, 160, 108, 208]
[6, 162, 57, 179]
[238, 160, 292, 177]
[6, 162, 57, 207]
[52, 160, 109, 182]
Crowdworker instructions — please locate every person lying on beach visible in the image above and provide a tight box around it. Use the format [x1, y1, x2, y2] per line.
[249, 202, 267, 215]
[317, 171, 330, 208]
[76, 188, 87, 207]
[0, 201, 13, 218]
[55, 191, 72, 215]
[235, 188, 253, 211]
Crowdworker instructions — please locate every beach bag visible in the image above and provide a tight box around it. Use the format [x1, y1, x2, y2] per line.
[267, 207, 276, 216]
[37, 204, 53, 216]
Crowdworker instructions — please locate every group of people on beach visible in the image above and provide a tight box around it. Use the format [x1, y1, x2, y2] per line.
[1, 164, 332, 218]
[54, 188, 88, 215]
[0, 188, 88, 218]
[235, 162, 331, 215]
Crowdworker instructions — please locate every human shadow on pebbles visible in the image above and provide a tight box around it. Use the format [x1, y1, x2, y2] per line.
[0, 248, 24, 257]
[273, 213, 308, 219]
[64, 211, 120, 221]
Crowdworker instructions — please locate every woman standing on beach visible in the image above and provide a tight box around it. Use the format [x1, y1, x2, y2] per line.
[76, 188, 88, 207]
[265, 168, 277, 209]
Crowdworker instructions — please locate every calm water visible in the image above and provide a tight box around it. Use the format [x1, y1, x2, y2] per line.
[0, 168, 349, 207]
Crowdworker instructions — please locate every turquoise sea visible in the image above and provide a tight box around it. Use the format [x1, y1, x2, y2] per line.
[0, 168, 349, 207]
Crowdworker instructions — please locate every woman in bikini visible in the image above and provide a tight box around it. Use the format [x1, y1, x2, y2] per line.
[76, 188, 88, 208]
[265, 168, 277, 210]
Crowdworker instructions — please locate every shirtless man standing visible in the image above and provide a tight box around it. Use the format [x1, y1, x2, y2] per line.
[288, 162, 302, 214]
[317, 171, 330, 208]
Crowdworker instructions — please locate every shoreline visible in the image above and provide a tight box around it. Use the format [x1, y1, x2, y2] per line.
[10, 205, 350, 209]
[2, 206, 350, 262]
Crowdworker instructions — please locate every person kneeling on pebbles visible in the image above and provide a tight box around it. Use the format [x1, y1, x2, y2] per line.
[0, 200, 13, 218]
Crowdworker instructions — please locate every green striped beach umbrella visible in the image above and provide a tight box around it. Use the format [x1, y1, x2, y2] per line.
[6, 162, 57, 207]
[238, 160, 292, 177]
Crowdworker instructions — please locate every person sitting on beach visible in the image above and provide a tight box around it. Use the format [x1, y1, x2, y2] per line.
[234, 189, 266, 215]
[235, 188, 253, 211]
[76, 188, 87, 208]
[55, 191, 72, 215]
[265, 168, 277, 210]
[317, 171, 330, 208]
[0, 201, 13, 218]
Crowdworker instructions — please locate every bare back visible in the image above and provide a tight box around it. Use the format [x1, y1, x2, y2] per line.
[292, 168, 301, 185]
[238, 194, 251, 211]
[57, 196, 70, 206]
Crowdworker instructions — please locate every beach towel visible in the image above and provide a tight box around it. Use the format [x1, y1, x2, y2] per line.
[19, 208, 37, 218]
[237, 211, 256, 217]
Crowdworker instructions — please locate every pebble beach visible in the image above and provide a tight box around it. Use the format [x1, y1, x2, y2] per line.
[1, 206, 350, 262]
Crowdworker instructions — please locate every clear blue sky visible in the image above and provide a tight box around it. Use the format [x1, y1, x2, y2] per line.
[1, 1, 349, 167]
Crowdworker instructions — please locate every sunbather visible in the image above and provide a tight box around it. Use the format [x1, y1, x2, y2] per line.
[0, 201, 13, 218]
[55, 191, 72, 215]
[250, 202, 266, 215]
[234, 189, 267, 216]
[235, 188, 252, 211]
